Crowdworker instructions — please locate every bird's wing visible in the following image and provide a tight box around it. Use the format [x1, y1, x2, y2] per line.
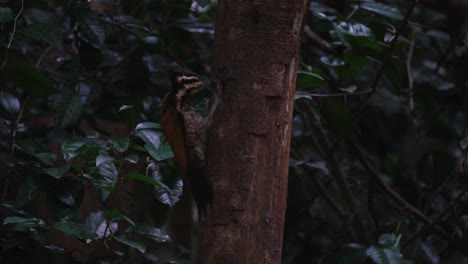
[161, 93, 188, 170]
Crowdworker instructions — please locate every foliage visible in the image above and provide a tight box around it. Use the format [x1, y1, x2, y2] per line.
[1, 0, 468, 263]
[286, 0, 468, 263]
[0, 0, 214, 263]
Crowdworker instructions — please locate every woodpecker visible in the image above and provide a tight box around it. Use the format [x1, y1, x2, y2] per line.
[161, 65, 218, 218]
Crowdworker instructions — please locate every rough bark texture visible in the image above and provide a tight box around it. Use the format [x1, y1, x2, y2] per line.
[196, 1, 310, 263]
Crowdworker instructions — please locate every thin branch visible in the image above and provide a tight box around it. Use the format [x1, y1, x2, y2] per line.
[1, 177, 9, 202]
[10, 96, 29, 153]
[308, 173, 359, 239]
[434, 42, 454, 74]
[299, 102, 362, 239]
[305, 106, 332, 157]
[309, 172, 347, 218]
[367, 166, 380, 233]
[1, 0, 25, 70]
[405, 38, 420, 129]
[370, 0, 419, 94]
[36, 46, 53, 67]
[401, 185, 468, 247]
[406, 38, 415, 111]
[295, 89, 372, 98]
[303, 25, 334, 54]
[346, 5, 359, 20]
[296, 103, 327, 157]
[308, 107, 374, 242]
[5, 93, 29, 203]
[309, 108, 358, 212]
[352, 142, 453, 240]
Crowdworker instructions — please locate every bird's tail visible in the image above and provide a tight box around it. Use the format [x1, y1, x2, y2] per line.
[187, 162, 213, 219]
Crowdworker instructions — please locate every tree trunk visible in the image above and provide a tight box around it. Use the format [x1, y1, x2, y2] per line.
[197, 1, 310, 263]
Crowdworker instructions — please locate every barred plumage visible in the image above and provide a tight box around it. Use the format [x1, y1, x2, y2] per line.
[162, 64, 218, 218]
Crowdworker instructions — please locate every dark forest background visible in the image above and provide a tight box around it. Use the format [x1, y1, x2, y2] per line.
[1, 0, 468, 263]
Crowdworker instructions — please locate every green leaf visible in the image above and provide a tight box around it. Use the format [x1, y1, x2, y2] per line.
[125, 152, 139, 164]
[114, 235, 146, 253]
[42, 165, 71, 179]
[53, 221, 96, 240]
[296, 70, 328, 89]
[152, 144, 175, 161]
[143, 35, 159, 44]
[15, 138, 44, 156]
[298, 70, 325, 80]
[122, 24, 150, 40]
[460, 137, 468, 151]
[127, 172, 167, 189]
[147, 162, 181, 206]
[55, 181, 84, 208]
[367, 246, 413, 264]
[19, 22, 53, 39]
[4, 216, 43, 225]
[322, 98, 353, 137]
[344, 52, 369, 74]
[106, 208, 135, 227]
[86, 211, 117, 238]
[136, 129, 171, 161]
[4, 216, 45, 232]
[35, 152, 57, 166]
[53, 89, 83, 128]
[17, 176, 38, 207]
[193, 0, 211, 7]
[127, 224, 170, 242]
[119, 105, 133, 112]
[24, 8, 57, 24]
[378, 233, 402, 249]
[97, 157, 118, 187]
[322, 244, 367, 264]
[334, 22, 382, 53]
[359, 2, 404, 21]
[109, 139, 129, 153]
[136, 122, 161, 130]
[3, 217, 45, 232]
[96, 152, 113, 167]
[18, 22, 63, 50]
[143, 143, 159, 161]
[81, 13, 106, 46]
[132, 145, 146, 152]
[0, 7, 14, 22]
[85, 211, 105, 231]
[294, 91, 313, 101]
[0, 92, 20, 115]
[3, 63, 56, 95]
[419, 241, 440, 264]
[347, 35, 382, 53]
[136, 129, 160, 147]
[62, 139, 91, 161]
[171, 259, 193, 264]
[320, 57, 345, 67]
[335, 21, 373, 38]
[338, 86, 357, 93]
[369, 88, 402, 114]
[56, 191, 77, 207]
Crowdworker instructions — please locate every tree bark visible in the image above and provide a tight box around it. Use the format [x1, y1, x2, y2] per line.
[197, 1, 310, 263]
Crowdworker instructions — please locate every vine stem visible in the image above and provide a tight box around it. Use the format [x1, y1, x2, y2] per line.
[370, 0, 419, 94]
[10, 96, 28, 153]
[1, 0, 25, 70]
